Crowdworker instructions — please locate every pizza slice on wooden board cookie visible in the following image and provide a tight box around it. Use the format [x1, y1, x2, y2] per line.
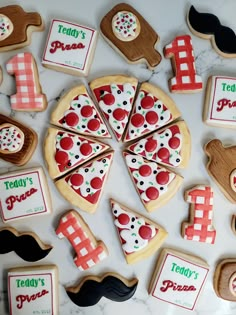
[90, 75, 138, 141]
[127, 120, 191, 168]
[123, 82, 181, 142]
[123, 152, 183, 212]
[110, 199, 168, 264]
[55, 152, 114, 213]
[44, 127, 110, 179]
[205, 139, 236, 203]
[50, 85, 111, 138]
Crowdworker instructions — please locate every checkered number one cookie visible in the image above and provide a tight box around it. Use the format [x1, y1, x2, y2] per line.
[182, 185, 216, 244]
[6, 52, 47, 111]
[56, 210, 108, 270]
[164, 35, 203, 93]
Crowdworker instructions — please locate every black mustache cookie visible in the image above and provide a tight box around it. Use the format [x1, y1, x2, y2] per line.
[66, 273, 138, 306]
[0, 227, 52, 262]
[187, 5, 236, 58]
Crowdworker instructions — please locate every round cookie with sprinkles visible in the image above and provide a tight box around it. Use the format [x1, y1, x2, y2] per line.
[112, 11, 141, 42]
[0, 123, 24, 154]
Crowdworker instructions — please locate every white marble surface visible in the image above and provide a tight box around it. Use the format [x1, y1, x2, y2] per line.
[0, 0, 236, 314]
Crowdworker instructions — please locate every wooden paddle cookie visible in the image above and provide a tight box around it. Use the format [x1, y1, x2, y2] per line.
[205, 139, 236, 203]
[100, 3, 161, 69]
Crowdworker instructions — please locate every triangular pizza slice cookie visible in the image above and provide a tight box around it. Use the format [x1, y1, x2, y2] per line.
[123, 152, 183, 212]
[110, 199, 168, 264]
[44, 127, 110, 179]
[55, 152, 114, 213]
[123, 82, 181, 142]
[127, 120, 191, 168]
[50, 85, 111, 138]
[90, 75, 138, 141]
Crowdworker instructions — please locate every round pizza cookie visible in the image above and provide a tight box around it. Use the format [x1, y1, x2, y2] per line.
[90, 75, 138, 141]
[44, 127, 110, 179]
[123, 152, 183, 212]
[50, 85, 111, 138]
[123, 82, 181, 142]
[112, 11, 141, 42]
[127, 120, 191, 168]
[0, 123, 24, 154]
[0, 14, 13, 41]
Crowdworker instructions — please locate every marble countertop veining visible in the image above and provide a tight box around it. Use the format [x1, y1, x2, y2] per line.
[0, 0, 236, 314]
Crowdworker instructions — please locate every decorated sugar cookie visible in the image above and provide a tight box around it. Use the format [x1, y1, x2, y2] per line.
[55, 152, 114, 213]
[56, 210, 108, 270]
[42, 19, 98, 76]
[0, 5, 44, 52]
[111, 200, 168, 264]
[8, 265, 58, 315]
[123, 82, 181, 142]
[90, 75, 138, 141]
[204, 76, 236, 128]
[44, 127, 110, 179]
[181, 185, 216, 244]
[164, 34, 203, 93]
[149, 248, 209, 310]
[127, 120, 191, 168]
[51, 85, 110, 138]
[0, 123, 24, 154]
[0, 167, 52, 223]
[123, 152, 183, 212]
[100, 3, 162, 69]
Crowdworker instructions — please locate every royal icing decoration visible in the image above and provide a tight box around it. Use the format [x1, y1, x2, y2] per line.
[231, 170, 236, 192]
[112, 11, 139, 40]
[92, 83, 136, 141]
[124, 90, 172, 141]
[149, 249, 209, 310]
[182, 186, 216, 244]
[6, 52, 47, 111]
[0, 124, 24, 153]
[164, 35, 203, 93]
[56, 210, 108, 270]
[0, 14, 13, 41]
[58, 93, 110, 138]
[230, 273, 236, 296]
[42, 19, 98, 76]
[0, 167, 52, 223]
[204, 76, 236, 128]
[8, 265, 58, 315]
[128, 123, 182, 167]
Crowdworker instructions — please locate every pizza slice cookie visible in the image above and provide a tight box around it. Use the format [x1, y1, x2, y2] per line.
[123, 152, 183, 212]
[127, 120, 191, 168]
[123, 82, 181, 142]
[44, 127, 110, 179]
[90, 75, 138, 141]
[55, 152, 114, 213]
[110, 199, 168, 264]
[51, 85, 110, 138]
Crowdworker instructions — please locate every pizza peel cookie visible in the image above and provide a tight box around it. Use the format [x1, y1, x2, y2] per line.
[90, 75, 138, 141]
[110, 199, 168, 264]
[127, 120, 191, 168]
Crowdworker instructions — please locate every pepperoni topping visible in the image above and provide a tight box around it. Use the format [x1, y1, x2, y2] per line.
[65, 112, 79, 126]
[139, 165, 152, 177]
[118, 213, 130, 225]
[70, 174, 84, 187]
[145, 139, 157, 152]
[90, 177, 103, 189]
[60, 137, 73, 150]
[146, 187, 159, 200]
[156, 171, 170, 185]
[113, 108, 126, 121]
[81, 105, 93, 118]
[103, 93, 115, 105]
[87, 119, 100, 131]
[80, 143, 92, 156]
[139, 225, 153, 240]
[55, 151, 69, 165]
[157, 147, 170, 160]
[145, 111, 158, 125]
[131, 113, 145, 127]
[141, 96, 154, 109]
[169, 137, 180, 149]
